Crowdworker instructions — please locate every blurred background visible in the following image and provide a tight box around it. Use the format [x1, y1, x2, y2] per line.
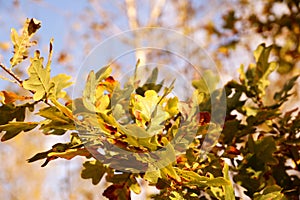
[0, 0, 299, 199]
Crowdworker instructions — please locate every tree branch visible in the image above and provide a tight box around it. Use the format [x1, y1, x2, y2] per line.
[125, 0, 138, 29]
[125, 0, 146, 66]
[148, 0, 166, 26]
[0, 63, 23, 86]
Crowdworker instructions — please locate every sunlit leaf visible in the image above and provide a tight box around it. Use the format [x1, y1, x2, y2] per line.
[170, 191, 185, 200]
[241, 44, 278, 99]
[161, 164, 181, 182]
[222, 163, 235, 200]
[47, 148, 90, 160]
[253, 185, 286, 200]
[38, 106, 71, 124]
[95, 65, 112, 82]
[175, 168, 229, 187]
[129, 180, 141, 194]
[10, 18, 41, 67]
[144, 169, 161, 184]
[23, 50, 51, 101]
[165, 97, 179, 117]
[49, 73, 73, 99]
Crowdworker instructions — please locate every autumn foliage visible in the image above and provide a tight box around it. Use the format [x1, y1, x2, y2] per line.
[0, 18, 299, 200]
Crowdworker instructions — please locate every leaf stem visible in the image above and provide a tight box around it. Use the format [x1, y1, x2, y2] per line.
[133, 59, 140, 84]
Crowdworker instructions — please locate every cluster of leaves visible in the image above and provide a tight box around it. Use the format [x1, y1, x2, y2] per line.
[0, 19, 299, 199]
[246, 0, 300, 74]
[218, 43, 300, 199]
[73, 60, 233, 199]
[210, 0, 300, 74]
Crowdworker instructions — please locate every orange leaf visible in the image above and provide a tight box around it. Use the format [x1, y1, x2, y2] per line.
[0, 91, 30, 104]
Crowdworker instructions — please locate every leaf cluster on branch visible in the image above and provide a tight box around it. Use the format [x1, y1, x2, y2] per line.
[0, 18, 299, 200]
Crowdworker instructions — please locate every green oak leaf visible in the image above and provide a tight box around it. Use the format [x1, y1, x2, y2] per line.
[0, 103, 34, 125]
[146, 67, 158, 83]
[239, 43, 278, 99]
[222, 119, 242, 144]
[144, 169, 161, 184]
[225, 80, 246, 112]
[254, 136, 278, 165]
[106, 172, 131, 184]
[39, 119, 74, 135]
[0, 122, 38, 141]
[27, 150, 50, 164]
[170, 191, 185, 200]
[81, 160, 108, 185]
[253, 185, 286, 200]
[273, 75, 299, 104]
[37, 106, 74, 135]
[38, 106, 71, 123]
[27, 133, 84, 166]
[222, 163, 235, 200]
[175, 168, 229, 187]
[254, 43, 277, 81]
[160, 164, 181, 182]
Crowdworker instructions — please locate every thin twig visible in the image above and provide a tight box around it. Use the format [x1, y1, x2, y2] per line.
[0, 75, 18, 84]
[0, 63, 24, 86]
[0, 62, 35, 95]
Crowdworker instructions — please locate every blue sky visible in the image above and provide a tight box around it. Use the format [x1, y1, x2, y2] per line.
[0, 0, 100, 95]
[0, 0, 90, 67]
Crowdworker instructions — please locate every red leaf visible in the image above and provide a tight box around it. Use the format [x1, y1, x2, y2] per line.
[103, 184, 131, 200]
[198, 111, 211, 125]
